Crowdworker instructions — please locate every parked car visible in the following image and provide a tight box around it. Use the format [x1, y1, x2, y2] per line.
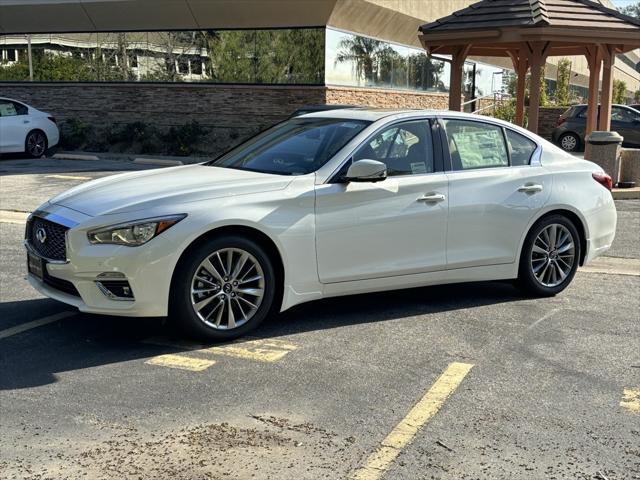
[25, 109, 616, 340]
[552, 104, 640, 152]
[630, 104, 640, 112]
[0, 97, 59, 157]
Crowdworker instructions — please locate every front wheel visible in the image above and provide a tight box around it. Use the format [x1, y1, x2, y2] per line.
[170, 235, 277, 341]
[518, 215, 581, 297]
[25, 130, 48, 158]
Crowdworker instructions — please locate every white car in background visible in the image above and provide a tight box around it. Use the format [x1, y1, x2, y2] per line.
[24, 109, 617, 341]
[0, 97, 59, 157]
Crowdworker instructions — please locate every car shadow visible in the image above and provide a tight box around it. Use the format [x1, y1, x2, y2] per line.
[0, 281, 527, 390]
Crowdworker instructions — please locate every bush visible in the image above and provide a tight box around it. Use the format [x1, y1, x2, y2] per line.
[161, 120, 209, 156]
[59, 118, 94, 150]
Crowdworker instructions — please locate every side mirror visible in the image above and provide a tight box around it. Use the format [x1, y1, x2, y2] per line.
[345, 159, 387, 183]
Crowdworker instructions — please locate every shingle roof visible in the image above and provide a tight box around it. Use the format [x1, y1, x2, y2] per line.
[419, 0, 640, 32]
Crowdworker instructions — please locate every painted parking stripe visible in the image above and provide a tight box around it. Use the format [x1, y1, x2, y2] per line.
[145, 354, 216, 372]
[0, 210, 29, 224]
[0, 311, 75, 340]
[45, 174, 92, 181]
[144, 336, 299, 363]
[620, 388, 640, 414]
[351, 362, 474, 480]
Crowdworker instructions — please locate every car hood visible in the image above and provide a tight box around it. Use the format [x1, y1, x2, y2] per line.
[49, 164, 294, 216]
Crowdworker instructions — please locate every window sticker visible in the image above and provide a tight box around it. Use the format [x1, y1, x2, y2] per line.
[410, 162, 428, 174]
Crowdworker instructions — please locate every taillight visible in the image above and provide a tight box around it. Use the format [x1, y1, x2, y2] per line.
[47, 116, 56, 124]
[592, 172, 612, 191]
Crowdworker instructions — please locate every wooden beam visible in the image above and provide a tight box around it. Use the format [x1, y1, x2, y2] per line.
[526, 42, 551, 134]
[449, 44, 471, 112]
[585, 45, 602, 137]
[507, 48, 529, 127]
[598, 44, 615, 131]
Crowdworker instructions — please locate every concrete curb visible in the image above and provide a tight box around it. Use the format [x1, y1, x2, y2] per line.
[52, 153, 100, 161]
[133, 158, 184, 166]
[612, 188, 640, 200]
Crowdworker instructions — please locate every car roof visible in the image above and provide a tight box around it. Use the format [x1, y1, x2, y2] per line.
[298, 107, 462, 121]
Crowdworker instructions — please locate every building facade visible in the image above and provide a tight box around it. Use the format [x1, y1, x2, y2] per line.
[0, 0, 637, 153]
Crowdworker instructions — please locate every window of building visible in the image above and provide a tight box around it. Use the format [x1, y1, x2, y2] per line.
[191, 60, 202, 75]
[6, 49, 16, 61]
[442, 119, 508, 170]
[325, 28, 450, 93]
[353, 120, 434, 176]
[177, 57, 189, 75]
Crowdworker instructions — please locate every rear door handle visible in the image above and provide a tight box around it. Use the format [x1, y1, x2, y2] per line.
[518, 184, 543, 194]
[417, 193, 446, 203]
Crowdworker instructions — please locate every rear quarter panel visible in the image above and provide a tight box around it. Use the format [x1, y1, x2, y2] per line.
[521, 144, 617, 264]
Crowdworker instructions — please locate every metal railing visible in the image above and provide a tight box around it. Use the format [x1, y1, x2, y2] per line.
[462, 92, 513, 115]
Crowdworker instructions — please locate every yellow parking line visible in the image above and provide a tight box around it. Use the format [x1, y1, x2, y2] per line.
[45, 174, 92, 181]
[145, 354, 216, 372]
[144, 336, 299, 363]
[620, 388, 640, 414]
[0, 311, 76, 340]
[205, 338, 298, 362]
[352, 362, 474, 480]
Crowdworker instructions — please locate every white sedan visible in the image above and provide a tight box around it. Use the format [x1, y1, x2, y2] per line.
[24, 109, 616, 340]
[0, 97, 59, 157]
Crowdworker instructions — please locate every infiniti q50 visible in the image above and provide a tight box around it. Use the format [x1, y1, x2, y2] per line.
[25, 109, 617, 340]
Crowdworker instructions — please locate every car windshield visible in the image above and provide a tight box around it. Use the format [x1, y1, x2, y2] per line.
[207, 117, 370, 175]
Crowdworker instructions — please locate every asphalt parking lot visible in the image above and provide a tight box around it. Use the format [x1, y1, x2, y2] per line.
[1, 156, 639, 480]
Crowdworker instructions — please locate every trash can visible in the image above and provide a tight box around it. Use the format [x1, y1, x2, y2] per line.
[585, 131, 623, 186]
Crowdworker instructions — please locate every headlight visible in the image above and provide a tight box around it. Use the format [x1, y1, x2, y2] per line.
[87, 214, 187, 246]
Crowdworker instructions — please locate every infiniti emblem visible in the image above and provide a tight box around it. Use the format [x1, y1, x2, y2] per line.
[36, 227, 47, 244]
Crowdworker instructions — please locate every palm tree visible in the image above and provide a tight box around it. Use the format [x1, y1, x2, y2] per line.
[335, 36, 395, 85]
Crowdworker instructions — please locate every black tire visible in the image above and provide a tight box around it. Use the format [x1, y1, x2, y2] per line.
[518, 214, 581, 297]
[25, 130, 48, 158]
[558, 132, 580, 152]
[170, 235, 277, 341]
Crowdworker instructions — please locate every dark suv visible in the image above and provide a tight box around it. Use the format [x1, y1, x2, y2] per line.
[552, 104, 640, 152]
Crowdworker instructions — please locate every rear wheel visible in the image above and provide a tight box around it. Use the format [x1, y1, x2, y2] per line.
[558, 132, 580, 152]
[25, 130, 47, 158]
[170, 235, 276, 341]
[518, 215, 580, 296]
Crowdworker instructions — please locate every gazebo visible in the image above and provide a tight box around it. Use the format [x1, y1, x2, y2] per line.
[418, 0, 640, 137]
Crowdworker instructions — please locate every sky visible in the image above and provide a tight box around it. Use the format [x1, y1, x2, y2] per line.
[611, 0, 637, 8]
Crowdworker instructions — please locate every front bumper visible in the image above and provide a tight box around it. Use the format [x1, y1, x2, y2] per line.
[25, 205, 184, 317]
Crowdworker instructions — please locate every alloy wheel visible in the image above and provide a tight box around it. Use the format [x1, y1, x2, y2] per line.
[190, 247, 265, 330]
[27, 132, 46, 157]
[560, 134, 577, 152]
[530, 223, 576, 288]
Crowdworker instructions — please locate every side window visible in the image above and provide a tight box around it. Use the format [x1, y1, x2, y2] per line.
[612, 107, 637, 123]
[352, 120, 433, 176]
[0, 100, 18, 117]
[505, 129, 537, 166]
[12, 102, 28, 115]
[442, 119, 508, 170]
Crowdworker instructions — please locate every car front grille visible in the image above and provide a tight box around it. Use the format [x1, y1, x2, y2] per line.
[26, 216, 69, 261]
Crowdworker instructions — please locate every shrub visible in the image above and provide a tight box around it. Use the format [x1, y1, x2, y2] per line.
[59, 118, 93, 150]
[161, 120, 209, 156]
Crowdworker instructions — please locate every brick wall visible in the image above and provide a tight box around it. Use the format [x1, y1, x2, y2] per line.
[538, 106, 568, 140]
[326, 86, 450, 109]
[0, 83, 453, 154]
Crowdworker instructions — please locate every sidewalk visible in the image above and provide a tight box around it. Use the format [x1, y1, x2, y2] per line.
[51, 151, 210, 166]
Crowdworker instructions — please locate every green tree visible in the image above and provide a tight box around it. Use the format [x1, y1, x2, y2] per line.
[634, 90, 640, 103]
[335, 36, 393, 85]
[613, 79, 627, 104]
[621, 1, 640, 18]
[555, 58, 572, 106]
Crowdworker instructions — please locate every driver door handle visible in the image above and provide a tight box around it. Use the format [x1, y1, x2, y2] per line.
[417, 193, 446, 203]
[518, 184, 543, 194]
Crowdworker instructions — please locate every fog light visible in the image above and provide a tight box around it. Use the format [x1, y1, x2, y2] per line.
[96, 279, 134, 301]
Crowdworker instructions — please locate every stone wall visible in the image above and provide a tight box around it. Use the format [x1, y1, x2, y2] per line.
[0, 83, 328, 153]
[538, 106, 568, 141]
[326, 86, 450, 110]
[0, 83, 454, 154]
